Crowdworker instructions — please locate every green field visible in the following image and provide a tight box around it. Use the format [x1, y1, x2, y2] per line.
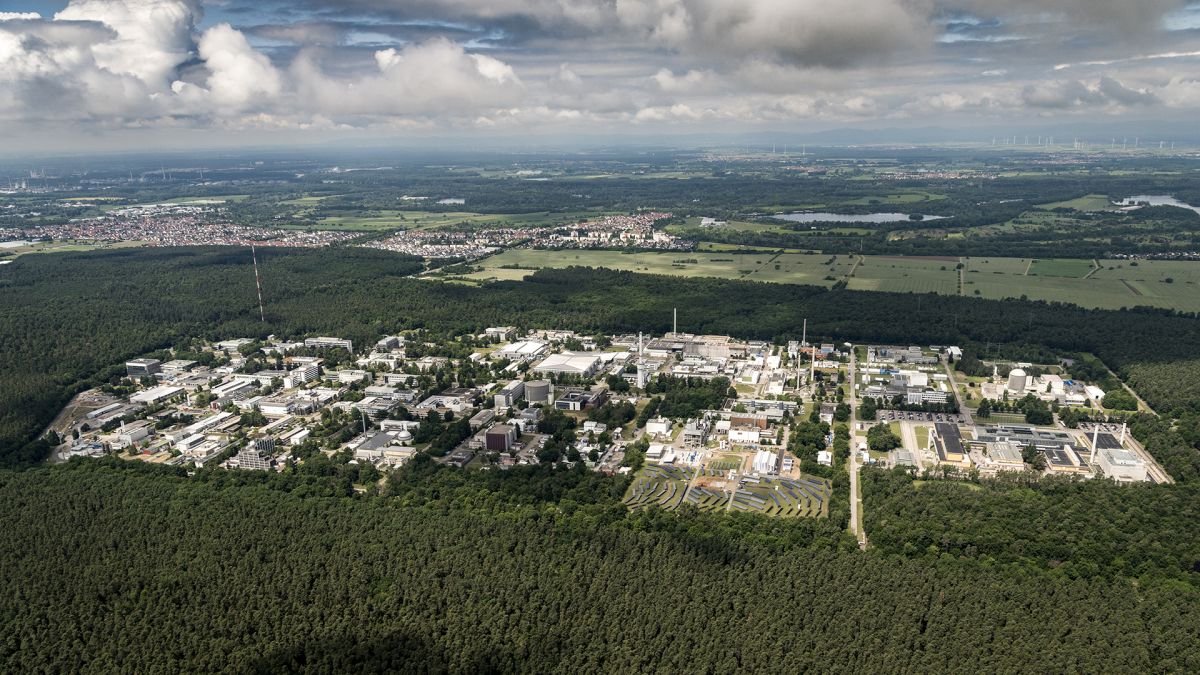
[848, 256, 959, 294]
[1027, 258, 1094, 278]
[455, 249, 1200, 312]
[462, 249, 858, 286]
[1035, 194, 1113, 212]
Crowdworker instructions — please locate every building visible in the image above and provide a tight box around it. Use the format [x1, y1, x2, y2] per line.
[524, 380, 553, 405]
[752, 449, 778, 474]
[728, 427, 761, 445]
[932, 422, 969, 466]
[682, 419, 709, 449]
[817, 450, 833, 466]
[979, 441, 1026, 473]
[645, 417, 671, 438]
[729, 412, 769, 430]
[485, 425, 517, 452]
[446, 449, 475, 468]
[533, 351, 601, 377]
[1007, 368, 1028, 393]
[130, 385, 184, 405]
[417, 388, 477, 414]
[494, 380, 525, 409]
[485, 326, 517, 340]
[304, 337, 353, 353]
[126, 358, 162, 379]
[215, 338, 254, 352]
[469, 409, 496, 430]
[376, 335, 403, 351]
[1094, 445, 1148, 483]
[554, 388, 606, 411]
[890, 448, 917, 469]
[116, 420, 153, 447]
[231, 446, 272, 471]
[161, 359, 196, 376]
[495, 340, 548, 361]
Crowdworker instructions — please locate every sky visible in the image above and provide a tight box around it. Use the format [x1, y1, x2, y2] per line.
[1, 0, 1199, 153]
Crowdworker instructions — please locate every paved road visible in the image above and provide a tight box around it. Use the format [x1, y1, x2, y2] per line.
[898, 421, 924, 471]
[943, 360, 973, 426]
[847, 347, 868, 549]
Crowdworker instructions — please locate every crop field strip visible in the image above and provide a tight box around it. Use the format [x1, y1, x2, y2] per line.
[461, 249, 1200, 313]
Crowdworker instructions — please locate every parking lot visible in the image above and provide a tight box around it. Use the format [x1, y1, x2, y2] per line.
[875, 410, 966, 424]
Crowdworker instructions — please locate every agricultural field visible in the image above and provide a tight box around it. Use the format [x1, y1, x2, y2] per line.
[1027, 258, 1095, 278]
[847, 256, 959, 294]
[458, 248, 1200, 312]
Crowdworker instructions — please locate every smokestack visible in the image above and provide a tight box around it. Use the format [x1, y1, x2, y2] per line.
[673, 307, 677, 335]
[802, 319, 807, 347]
[1119, 423, 1126, 444]
[1091, 426, 1099, 463]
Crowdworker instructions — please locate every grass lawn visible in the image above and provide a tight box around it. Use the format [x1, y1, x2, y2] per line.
[915, 426, 930, 449]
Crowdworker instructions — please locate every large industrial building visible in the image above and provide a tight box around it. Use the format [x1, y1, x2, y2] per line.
[533, 351, 602, 377]
[932, 422, 968, 467]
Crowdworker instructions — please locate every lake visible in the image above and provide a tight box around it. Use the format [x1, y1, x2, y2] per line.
[1118, 195, 1200, 215]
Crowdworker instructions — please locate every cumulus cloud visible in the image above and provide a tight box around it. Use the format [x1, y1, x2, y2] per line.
[292, 38, 521, 117]
[194, 23, 283, 109]
[1, 0, 1199, 144]
[54, 0, 200, 85]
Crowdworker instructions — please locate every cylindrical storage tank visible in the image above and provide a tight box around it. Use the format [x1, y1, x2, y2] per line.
[525, 380, 552, 405]
[1007, 368, 1027, 393]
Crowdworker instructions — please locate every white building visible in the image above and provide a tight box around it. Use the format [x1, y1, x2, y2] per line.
[752, 449, 778, 474]
[1095, 446, 1148, 483]
[728, 427, 762, 445]
[533, 352, 601, 377]
[131, 385, 184, 405]
[645, 417, 672, 438]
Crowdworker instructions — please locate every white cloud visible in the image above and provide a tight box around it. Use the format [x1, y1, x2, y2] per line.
[293, 38, 521, 118]
[195, 23, 283, 109]
[54, 0, 200, 86]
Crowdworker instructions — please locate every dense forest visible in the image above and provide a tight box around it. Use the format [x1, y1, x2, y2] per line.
[1, 461, 1197, 673]
[861, 468, 1200, 581]
[3, 244, 1200, 671]
[3, 247, 1200, 474]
